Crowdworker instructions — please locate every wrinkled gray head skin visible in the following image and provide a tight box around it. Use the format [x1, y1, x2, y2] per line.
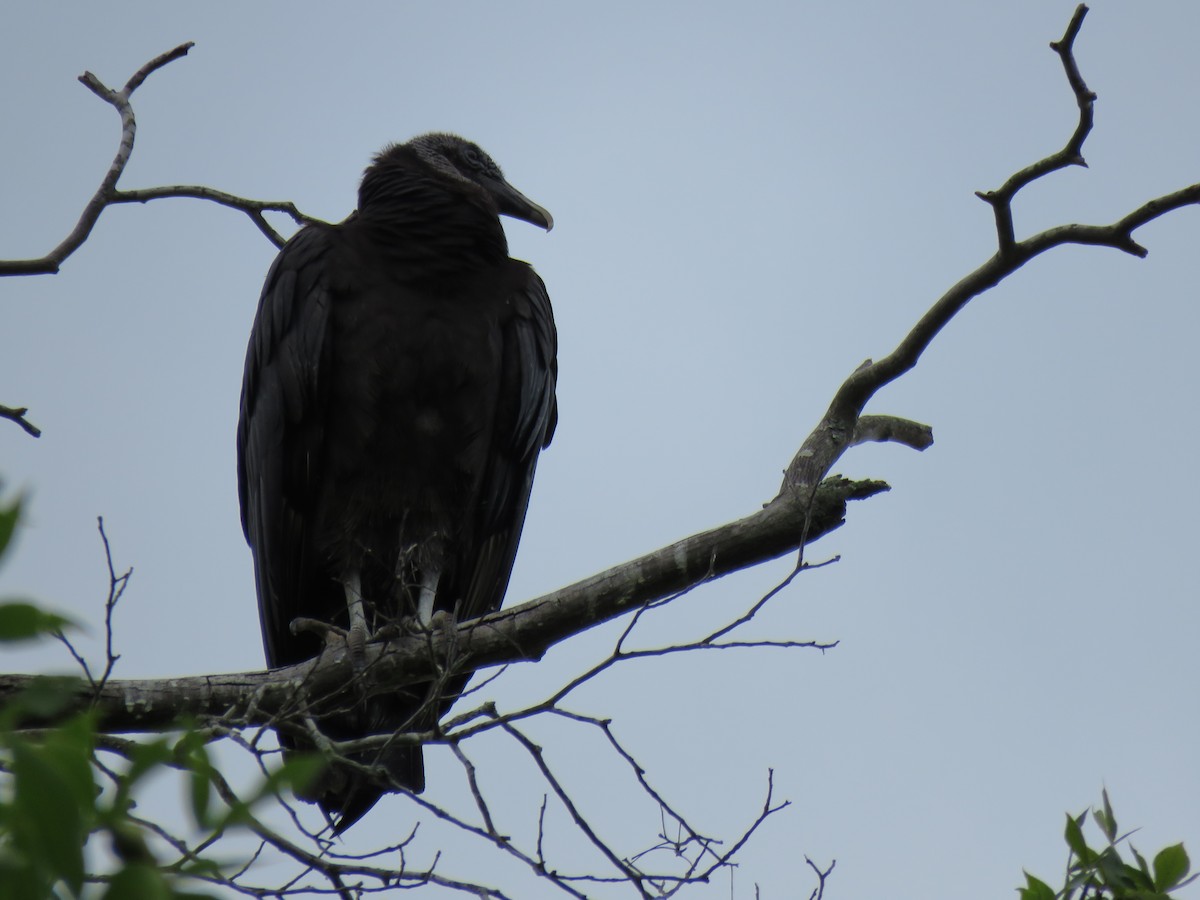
[406, 132, 505, 187]
[378, 132, 553, 231]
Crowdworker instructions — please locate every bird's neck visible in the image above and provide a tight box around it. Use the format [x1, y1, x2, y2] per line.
[356, 174, 510, 274]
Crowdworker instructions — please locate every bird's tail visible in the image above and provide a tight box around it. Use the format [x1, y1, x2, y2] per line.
[316, 744, 424, 834]
[288, 693, 428, 833]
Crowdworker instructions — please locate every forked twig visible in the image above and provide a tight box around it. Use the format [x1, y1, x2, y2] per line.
[778, 2, 1199, 515]
[0, 42, 319, 277]
[976, 4, 1095, 254]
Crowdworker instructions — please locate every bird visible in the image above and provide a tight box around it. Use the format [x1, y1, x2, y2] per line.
[236, 133, 557, 831]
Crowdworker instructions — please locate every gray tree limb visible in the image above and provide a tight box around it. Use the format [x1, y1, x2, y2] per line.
[0, 475, 884, 731]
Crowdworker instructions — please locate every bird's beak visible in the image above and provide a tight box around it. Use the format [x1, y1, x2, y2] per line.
[488, 177, 554, 232]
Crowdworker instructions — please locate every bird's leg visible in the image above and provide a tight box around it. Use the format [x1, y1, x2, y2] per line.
[417, 565, 441, 628]
[344, 569, 368, 670]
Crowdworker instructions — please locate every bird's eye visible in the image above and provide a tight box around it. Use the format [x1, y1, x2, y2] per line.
[462, 146, 484, 170]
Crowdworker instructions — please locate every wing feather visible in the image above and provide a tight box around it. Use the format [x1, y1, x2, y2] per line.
[456, 264, 558, 623]
[236, 225, 334, 667]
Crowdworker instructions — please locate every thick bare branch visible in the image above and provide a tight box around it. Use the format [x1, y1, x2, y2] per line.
[851, 415, 933, 451]
[0, 476, 882, 730]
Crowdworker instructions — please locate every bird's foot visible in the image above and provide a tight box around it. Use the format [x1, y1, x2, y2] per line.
[290, 616, 349, 646]
[342, 572, 369, 672]
[372, 622, 403, 642]
[428, 610, 459, 673]
[290, 617, 368, 672]
[395, 614, 428, 636]
[346, 620, 368, 672]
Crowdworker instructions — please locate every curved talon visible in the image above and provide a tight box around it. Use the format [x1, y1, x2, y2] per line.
[290, 616, 348, 644]
[290, 616, 368, 671]
[373, 622, 402, 643]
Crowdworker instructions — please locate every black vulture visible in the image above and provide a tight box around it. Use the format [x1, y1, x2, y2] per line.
[236, 133, 557, 831]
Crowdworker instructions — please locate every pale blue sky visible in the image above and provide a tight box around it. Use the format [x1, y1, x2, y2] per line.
[3, 2, 1198, 897]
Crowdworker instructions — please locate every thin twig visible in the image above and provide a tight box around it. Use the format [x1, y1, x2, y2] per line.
[53, 630, 95, 687]
[110, 186, 318, 248]
[548, 707, 719, 878]
[94, 516, 131, 694]
[447, 740, 502, 839]
[805, 857, 836, 900]
[496, 715, 650, 897]
[0, 405, 41, 438]
[975, 4, 1094, 254]
[0, 42, 320, 276]
[0, 43, 194, 276]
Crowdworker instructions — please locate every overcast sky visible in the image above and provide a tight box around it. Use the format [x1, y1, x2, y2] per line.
[2, 2, 1198, 897]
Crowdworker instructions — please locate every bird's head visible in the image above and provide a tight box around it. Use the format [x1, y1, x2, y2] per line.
[371, 133, 553, 232]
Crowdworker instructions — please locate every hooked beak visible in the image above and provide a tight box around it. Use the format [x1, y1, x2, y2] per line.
[487, 176, 554, 232]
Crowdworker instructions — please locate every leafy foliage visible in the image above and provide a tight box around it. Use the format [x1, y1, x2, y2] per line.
[0, 493, 317, 898]
[0, 495, 78, 645]
[1019, 791, 1195, 900]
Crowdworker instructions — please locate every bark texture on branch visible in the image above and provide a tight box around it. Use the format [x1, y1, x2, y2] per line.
[1, 476, 885, 732]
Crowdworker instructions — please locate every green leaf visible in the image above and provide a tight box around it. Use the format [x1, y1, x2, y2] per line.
[1019, 871, 1056, 900]
[1065, 811, 1092, 862]
[244, 753, 323, 808]
[177, 855, 225, 880]
[1093, 846, 1124, 880]
[124, 737, 174, 785]
[0, 602, 77, 643]
[1153, 843, 1190, 891]
[211, 754, 323, 831]
[1097, 789, 1118, 843]
[0, 856, 51, 900]
[41, 715, 99, 810]
[270, 754, 323, 796]
[101, 862, 173, 900]
[11, 738, 87, 893]
[1122, 853, 1158, 892]
[162, 727, 217, 828]
[108, 738, 173, 815]
[0, 493, 22, 560]
[187, 756, 212, 829]
[1134, 845, 1153, 878]
[108, 822, 155, 865]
